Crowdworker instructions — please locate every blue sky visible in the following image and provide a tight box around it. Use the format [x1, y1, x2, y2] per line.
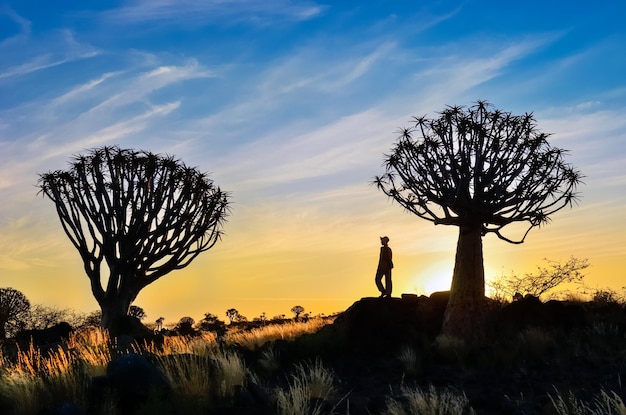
[1, 1, 625, 322]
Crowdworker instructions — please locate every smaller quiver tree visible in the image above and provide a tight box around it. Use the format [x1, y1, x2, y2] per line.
[38, 146, 230, 331]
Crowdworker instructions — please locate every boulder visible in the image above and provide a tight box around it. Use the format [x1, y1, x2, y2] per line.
[327, 295, 445, 354]
[89, 353, 170, 415]
[14, 322, 73, 354]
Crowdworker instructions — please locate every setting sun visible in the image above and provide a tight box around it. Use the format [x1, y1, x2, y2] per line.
[406, 262, 453, 295]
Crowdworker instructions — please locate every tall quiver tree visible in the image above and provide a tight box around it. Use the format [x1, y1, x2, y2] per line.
[39, 146, 230, 331]
[375, 101, 582, 337]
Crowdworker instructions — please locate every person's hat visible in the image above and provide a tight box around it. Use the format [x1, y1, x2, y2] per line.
[380, 236, 390, 243]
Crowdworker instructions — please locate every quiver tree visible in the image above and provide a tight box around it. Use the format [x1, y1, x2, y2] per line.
[39, 146, 230, 331]
[375, 101, 582, 337]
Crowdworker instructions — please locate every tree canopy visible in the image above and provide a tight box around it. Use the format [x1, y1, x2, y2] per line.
[375, 101, 582, 244]
[38, 145, 230, 330]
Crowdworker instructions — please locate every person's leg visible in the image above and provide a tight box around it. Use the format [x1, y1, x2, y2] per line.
[384, 270, 392, 297]
[375, 269, 385, 296]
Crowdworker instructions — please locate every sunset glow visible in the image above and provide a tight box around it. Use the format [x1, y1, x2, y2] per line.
[1, 1, 625, 325]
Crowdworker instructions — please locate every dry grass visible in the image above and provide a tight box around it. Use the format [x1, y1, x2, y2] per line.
[550, 389, 626, 415]
[433, 334, 468, 363]
[382, 385, 474, 415]
[274, 358, 338, 415]
[224, 317, 334, 349]
[397, 345, 420, 375]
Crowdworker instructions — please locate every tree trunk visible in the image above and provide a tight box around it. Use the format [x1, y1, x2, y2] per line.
[99, 290, 134, 334]
[443, 224, 486, 338]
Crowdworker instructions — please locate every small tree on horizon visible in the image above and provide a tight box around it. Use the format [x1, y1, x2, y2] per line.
[128, 305, 147, 321]
[226, 308, 238, 324]
[38, 146, 230, 332]
[291, 305, 304, 321]
[375, 101, 582, 337]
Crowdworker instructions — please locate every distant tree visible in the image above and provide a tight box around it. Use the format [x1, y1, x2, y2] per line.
[375, 101, 582, 337]
[128, 305, 147, 321]
[38, 146, 230, 331]
[226, 308, 238, 324]
[0, 288, 31, 339]
[174, 316, 197, 336]
[155, 317, 165, 331]
[291, 305, 305, 321]
[199, 312, 227, 336]
[25, 305, 85, 330]
[200, 312, 220, 326]
[270, 314, 285, 322]
[489, 257, 590, 300]
[83, 310, 102, 327]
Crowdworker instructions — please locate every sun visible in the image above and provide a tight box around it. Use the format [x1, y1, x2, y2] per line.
[405, 262, 453, 295]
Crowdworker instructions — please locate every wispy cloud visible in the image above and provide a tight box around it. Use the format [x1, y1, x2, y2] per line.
[50, 71, 123, 106]
[101, 0, 325, 26]
[0, 30, 99, 79]
[0, 5, 31, 47]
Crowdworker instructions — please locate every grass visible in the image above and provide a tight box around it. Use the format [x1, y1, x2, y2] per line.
[274, 359, 338, 415]
[223, 317, 334, 349]
[550, 389, 626, 415]
[382, 385, 474, 415]
[1, 303, 626, 414]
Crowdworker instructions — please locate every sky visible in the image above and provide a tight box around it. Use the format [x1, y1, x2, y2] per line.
[1, 1, 625, 326]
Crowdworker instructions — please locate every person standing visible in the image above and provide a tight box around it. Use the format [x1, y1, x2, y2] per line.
[375, 236, 393, 298]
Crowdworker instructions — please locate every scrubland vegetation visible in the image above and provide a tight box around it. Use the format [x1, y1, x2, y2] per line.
[1, 290, 626, 415]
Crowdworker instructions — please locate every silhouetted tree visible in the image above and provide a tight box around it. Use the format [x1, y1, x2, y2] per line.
[128, 305, 147, 321]
[199, 312, 227, 336]
[155, 317, 165, 331]
[38, 146, 230, 331]
[489, 256, 589, 300]
[226, 308, 238, 324]
[375, 101, 582, 337]
[0, 287, 31, 340]
[175, 316, 196, 335]
[291, 305, 304, 321]
[26, 305, 85, 330]
[82, 311, 103, 328]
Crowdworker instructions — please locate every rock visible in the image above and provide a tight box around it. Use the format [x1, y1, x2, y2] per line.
[38, 401, 85, 415]
[328, 295, 444, 354]
[97, 353, 170, 414]
[15, 322, 73, 348]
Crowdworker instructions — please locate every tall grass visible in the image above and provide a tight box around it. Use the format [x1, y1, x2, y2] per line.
[382, 385, 474, 415]
[225, 317, 334, 349]
[0, 343, 92, 414]
[550, 389, 626, 415]
[397, 345, 420, 375]
[274, 358, 338, 415]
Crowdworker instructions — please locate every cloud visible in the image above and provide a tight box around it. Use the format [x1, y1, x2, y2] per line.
[0, 5, 31, 47]
[0, 30, 99, 80]
[101, 0, 325, 26]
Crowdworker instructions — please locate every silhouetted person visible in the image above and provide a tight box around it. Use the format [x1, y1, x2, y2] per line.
[375, 236, 393, 298]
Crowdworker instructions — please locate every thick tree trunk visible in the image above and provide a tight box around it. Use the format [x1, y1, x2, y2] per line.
[99, 290, 134, 334]
[443, 224, 486, 338]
